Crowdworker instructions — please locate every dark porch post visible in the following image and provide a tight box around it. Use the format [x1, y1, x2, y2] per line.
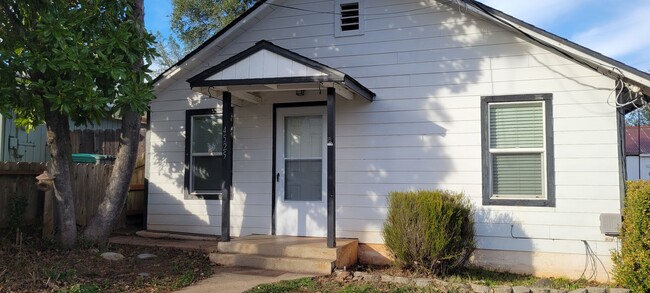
[327, 87, 336, 248]
[221, 91, 233, 242]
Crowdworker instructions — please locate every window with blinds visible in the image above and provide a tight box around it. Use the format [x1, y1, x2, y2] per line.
[488, 102, 545, 199]
[184, 109, 224, 200]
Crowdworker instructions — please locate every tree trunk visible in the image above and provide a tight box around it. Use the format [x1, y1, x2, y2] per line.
[83, 0, 145, 245]
[43, 99, 77, 248]
[83, 110, 141, 244]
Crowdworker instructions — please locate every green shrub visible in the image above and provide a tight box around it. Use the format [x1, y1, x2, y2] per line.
[383, 190, 475, 275]
[612, 181, 650, 291]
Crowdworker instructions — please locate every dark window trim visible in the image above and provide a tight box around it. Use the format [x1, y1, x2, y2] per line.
[185, 108, 222, 200]
[481, 94, 555, 207]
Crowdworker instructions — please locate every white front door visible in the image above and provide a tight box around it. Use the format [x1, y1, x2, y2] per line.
[275, 106, 327, 237]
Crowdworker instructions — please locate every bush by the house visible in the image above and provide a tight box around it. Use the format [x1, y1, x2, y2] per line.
[383, 189, 475, 275]
[612, 181, 650, 291]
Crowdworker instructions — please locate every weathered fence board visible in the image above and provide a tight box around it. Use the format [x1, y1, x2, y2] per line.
[69, 129, 122, 155]
[0, 160, 145, 228]
[0, 162, 46, 227]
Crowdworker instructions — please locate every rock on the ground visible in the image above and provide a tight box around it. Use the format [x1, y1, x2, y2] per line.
[586, 288, 606, 293]
[450, 282, 472, 293]
[362, 274, 381, 282]
[470, 283, 490, 293]
[335, 271, 351, 282]
[493, 285, 514, 293]
[513, 286, 531, 293]
[101, 252, 125, 261]
[549, 290, 567, 293]
[136, 253, 157, 260]
[380, 275, 394, 283]
[138, 272, 150, 278]
[414, 278, 432, 288]
[607, 289, 630, 293]
[568, 289, 587, 293]
[532, 279, 554, 288]
[393, 276, 411, 285]
[433, 279, 449, 288]
[531, 288, 551, 293]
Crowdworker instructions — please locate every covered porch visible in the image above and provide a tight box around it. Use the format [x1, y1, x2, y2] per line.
[186, 40, 375, 249]
[110, 231, 359, 274]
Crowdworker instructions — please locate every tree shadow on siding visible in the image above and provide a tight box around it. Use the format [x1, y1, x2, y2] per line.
[143, 0, 619, 275]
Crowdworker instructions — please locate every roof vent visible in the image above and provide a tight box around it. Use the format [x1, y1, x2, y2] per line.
[340, 2, 359, 31]
[335, 0, 364, 37]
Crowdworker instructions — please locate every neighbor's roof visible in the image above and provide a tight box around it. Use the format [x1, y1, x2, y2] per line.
[625, 126, 650, 156]
[153, 0, 650, 98]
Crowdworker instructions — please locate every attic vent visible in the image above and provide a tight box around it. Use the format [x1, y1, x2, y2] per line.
[340, 2, 359, 31]
[335, 0, 364, 37]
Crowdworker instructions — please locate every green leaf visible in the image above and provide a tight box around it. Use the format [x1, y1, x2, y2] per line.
[14, 48, 25, 56]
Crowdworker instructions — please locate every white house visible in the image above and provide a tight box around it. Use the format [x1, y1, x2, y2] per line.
[147, 0, 650, 281]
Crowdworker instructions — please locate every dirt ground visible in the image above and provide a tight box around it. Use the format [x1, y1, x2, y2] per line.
[0, 228, 213, 293]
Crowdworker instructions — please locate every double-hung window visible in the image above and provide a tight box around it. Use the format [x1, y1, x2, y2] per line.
[481, 94, 555, 207]
[184, 109, 224, 199]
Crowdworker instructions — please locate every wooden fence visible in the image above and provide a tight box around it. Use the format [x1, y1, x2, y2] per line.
[0, 161, 145, 228]
[69, 128, 145, 156]
[0, 162, 46, 226]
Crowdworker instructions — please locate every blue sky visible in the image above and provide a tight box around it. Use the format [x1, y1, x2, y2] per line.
[144, 0, 650, 72]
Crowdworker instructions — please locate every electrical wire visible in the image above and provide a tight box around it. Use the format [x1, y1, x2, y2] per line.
[452, 0, 646, 110]
[263, 1, 646, 109]
[579, 240, 611, 284]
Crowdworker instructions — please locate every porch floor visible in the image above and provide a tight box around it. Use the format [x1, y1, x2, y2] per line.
[212, 235, 359, 275]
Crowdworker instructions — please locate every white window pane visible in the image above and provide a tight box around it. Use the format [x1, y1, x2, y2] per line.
[285, 159, 322, 201]
[492, 153, 542, 198]
[490, 103, 543, 149]
[192, 156, 223, 192]
[285, 115, 322, 158]
[192, 115, 222, 154]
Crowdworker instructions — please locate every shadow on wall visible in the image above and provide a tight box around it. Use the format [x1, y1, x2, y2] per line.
[145, 0, 616, 279]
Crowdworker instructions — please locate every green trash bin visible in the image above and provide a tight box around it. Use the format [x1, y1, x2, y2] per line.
[72, 154, 116, 164]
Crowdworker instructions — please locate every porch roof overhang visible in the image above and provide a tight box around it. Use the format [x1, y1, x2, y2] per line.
[187, 40, 375, 105]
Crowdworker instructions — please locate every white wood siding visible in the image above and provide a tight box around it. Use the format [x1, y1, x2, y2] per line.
[148, 0, 621, 258]
[207, 49, 328, 80]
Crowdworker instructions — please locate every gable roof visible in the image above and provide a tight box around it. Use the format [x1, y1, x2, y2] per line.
[187, 40, 375, 101]
[153, 0, 650, 100]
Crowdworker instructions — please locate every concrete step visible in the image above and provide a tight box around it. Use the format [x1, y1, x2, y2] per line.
[210, 252, 334, 275]
[217, 236, 356, 260]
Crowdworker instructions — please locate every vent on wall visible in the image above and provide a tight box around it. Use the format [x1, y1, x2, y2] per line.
[335, 0, 364, 37]
[340, 2, 359, 31]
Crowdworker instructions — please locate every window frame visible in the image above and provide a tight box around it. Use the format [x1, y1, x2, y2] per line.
[334, 0, 364, 37]
[184, 108, 223, 200]
[481, 94, 555, 207]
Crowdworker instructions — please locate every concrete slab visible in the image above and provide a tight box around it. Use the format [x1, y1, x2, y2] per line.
[109, 235, 218, 253]
[174, 266, 316, 293]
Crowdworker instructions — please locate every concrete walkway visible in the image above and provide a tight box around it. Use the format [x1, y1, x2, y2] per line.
[108, 233, 316, 293]
[174, 266, 316, 293]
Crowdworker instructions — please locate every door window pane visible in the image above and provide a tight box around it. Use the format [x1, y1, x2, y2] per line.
[285, 159, 322, 201]
[285, 116, 322, 158]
